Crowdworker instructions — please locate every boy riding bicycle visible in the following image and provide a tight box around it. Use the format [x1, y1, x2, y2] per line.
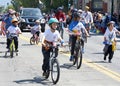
[41, 18, 63, 76]
[68, 12, 89, 61]
[7, 18, 22, 52]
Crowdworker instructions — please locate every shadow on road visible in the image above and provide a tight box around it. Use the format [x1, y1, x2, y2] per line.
[21, 44, 32, 46]
[0, 42, 6, 44]
[88, 61, 108, 63]
[92, 52, 104, 54]
[13, 76, 53, 85]
[60, 63, 78, 70]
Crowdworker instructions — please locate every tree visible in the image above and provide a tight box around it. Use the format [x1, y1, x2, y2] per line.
[11, 0, 68, 12]
[0, 6, 4, 13]
[40, 0, 68, 12]
[11, 0, 40, 11]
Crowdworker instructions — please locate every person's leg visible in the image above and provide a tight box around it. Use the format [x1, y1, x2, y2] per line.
[14, 37, 18, 51]
[108, 45, 114, 63]
[42, 47, 50, 73]
[70, 36, 77, 61]
[104, 45, 109, 60]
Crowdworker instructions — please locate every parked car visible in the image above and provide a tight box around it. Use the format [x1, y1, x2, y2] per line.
[19, 8, 43, 31]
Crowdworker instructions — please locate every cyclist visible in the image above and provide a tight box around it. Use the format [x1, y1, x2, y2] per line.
[55, 7, 66, 38]
[29, 20, 41, 40]
[7, 18, 22, 52]
[103, 21, 117, 63]
[81, 6, 93, 35]
[3, 9, 16, 49]
[68, 12, 89, 61]
[41, 18, 63, 76]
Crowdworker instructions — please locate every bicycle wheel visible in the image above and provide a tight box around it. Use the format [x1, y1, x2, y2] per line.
[51, 59, 60, 84]
[10, 45, 14, 58]
[76, 49, 82, 69]
[30, 37, 35, 45]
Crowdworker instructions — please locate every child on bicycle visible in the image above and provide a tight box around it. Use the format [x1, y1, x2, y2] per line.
[68, 12, 89, 61]
[29, 20, 41, 39]
[7, 18, 22, 52]
[41, 18, 63, 76]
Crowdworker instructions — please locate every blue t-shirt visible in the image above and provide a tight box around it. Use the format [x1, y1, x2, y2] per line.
[4, 16, 13, 29]
[68, 20, 78, 31]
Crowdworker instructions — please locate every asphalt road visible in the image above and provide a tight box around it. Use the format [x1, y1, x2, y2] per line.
[0, 27, 120, 86]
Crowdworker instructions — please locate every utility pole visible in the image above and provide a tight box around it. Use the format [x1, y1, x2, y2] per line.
[111, 0, 114, 16]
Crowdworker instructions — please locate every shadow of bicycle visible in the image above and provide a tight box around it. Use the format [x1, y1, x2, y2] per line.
[13, 76, 53, 85]
[60, 63, 78, 70]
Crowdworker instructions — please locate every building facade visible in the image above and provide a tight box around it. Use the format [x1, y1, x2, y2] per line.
[72, 0, 120, 21]
[74, 0, 119, 14]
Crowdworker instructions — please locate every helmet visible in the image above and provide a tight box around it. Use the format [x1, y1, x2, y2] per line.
[57, 7, 63, 10]
[11, 18, 18, 23]
[72, 8, 78, 13]
[107, 21, 115, 26]
[73, 12, 81, 18]
[78, 9, 82, 13]
[48, 18, 59, 25]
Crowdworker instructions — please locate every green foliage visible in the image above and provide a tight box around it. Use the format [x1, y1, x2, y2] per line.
[11, 0, 40, 11]
[0, 6, 4, 13]
[41, 0, 68, 13]
[11, 0, 68, 12]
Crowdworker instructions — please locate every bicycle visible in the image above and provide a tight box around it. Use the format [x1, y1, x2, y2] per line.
[30, 29, 40, 45]
[68, 32, 83, 69]
[43, 43, 60, 84]
[5, 33, 18, 58]
[73, 36, 83, 69]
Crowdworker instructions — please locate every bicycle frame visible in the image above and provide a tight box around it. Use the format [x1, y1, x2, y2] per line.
[9, 36, 16, 58]
[49, 46, 58, 70]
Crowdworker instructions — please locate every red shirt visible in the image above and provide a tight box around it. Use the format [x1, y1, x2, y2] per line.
[55, 12, 66, 21]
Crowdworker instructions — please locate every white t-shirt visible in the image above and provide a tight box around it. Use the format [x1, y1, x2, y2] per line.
[43, 28, 61, 42]
[82, 11, 93, 23]
[104, 27, 116, 45]
[32, 25, 41, 31]
[72, 22, 86, 33]
[7, 25, 21, 36]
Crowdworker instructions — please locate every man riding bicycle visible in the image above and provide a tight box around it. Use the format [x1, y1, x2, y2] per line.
[55, 7, 66, 39]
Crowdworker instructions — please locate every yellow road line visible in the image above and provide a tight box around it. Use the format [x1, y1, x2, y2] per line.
[19, 34, 120, 82]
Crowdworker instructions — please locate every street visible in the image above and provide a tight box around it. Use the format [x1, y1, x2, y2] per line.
[0, 28, 120, 86]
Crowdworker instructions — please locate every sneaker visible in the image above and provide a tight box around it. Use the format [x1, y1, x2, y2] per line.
[15, 49, 18, 52]
[104, 56, 106, 60]
[42, 72, 47, 76]
[69, 55, 74, 61]
[108, 59, 112, 63]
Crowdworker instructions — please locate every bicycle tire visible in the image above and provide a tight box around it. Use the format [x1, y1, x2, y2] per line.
[30, 37, 35, 45]
[77, 49, 82, 69]
[51, 59, 60, 84]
